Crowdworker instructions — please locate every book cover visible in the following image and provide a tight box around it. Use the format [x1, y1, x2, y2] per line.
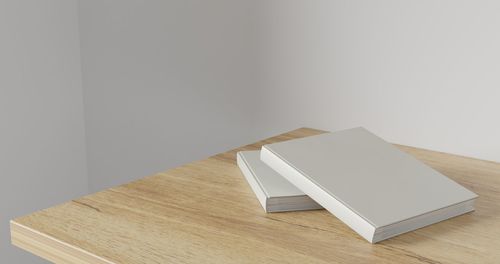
[261, 127, 478, 242]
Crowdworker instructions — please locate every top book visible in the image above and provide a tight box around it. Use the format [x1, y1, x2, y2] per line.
[260, 127, 478, 243]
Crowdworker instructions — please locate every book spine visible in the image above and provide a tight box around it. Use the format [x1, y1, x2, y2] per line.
[236, 152, 269, 212]
[260, 146, 376, 243]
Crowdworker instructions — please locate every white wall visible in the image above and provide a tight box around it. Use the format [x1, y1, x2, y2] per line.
[256, 0, 500, 162]
[78, 0, 269, 191]
[80, 0, 500, 194]
[0, 1, 88, 263]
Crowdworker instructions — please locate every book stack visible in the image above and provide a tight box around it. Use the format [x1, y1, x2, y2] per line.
[237, 127, 478, 243]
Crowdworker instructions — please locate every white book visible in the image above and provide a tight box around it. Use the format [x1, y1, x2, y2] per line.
[260, 127, 478, 243]
[237, 150, 322, 213]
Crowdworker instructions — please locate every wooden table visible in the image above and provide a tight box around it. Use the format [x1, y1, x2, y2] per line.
[11, 128, 500, 263]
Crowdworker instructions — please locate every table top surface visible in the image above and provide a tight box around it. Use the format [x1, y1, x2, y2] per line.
[11, 128, 500, 264]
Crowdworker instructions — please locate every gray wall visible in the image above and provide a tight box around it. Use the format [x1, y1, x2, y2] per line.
[80, 0, 500, 194]
[0, 0, 88, 263]
[78, 0, 270, 191]
[256, 0, 500, 162]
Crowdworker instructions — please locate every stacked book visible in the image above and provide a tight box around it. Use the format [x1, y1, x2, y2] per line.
[237, 127, 478, 243]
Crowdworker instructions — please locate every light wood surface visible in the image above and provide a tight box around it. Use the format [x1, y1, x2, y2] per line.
[11, 128, 500, 263]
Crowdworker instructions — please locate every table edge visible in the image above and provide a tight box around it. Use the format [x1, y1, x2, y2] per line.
[10, 220, 113, 264]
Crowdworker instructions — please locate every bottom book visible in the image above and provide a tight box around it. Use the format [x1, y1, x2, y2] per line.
[237, 150, 322, 213]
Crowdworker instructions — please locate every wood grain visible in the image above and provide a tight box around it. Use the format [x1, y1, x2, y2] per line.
[11, 128, 500, 263]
